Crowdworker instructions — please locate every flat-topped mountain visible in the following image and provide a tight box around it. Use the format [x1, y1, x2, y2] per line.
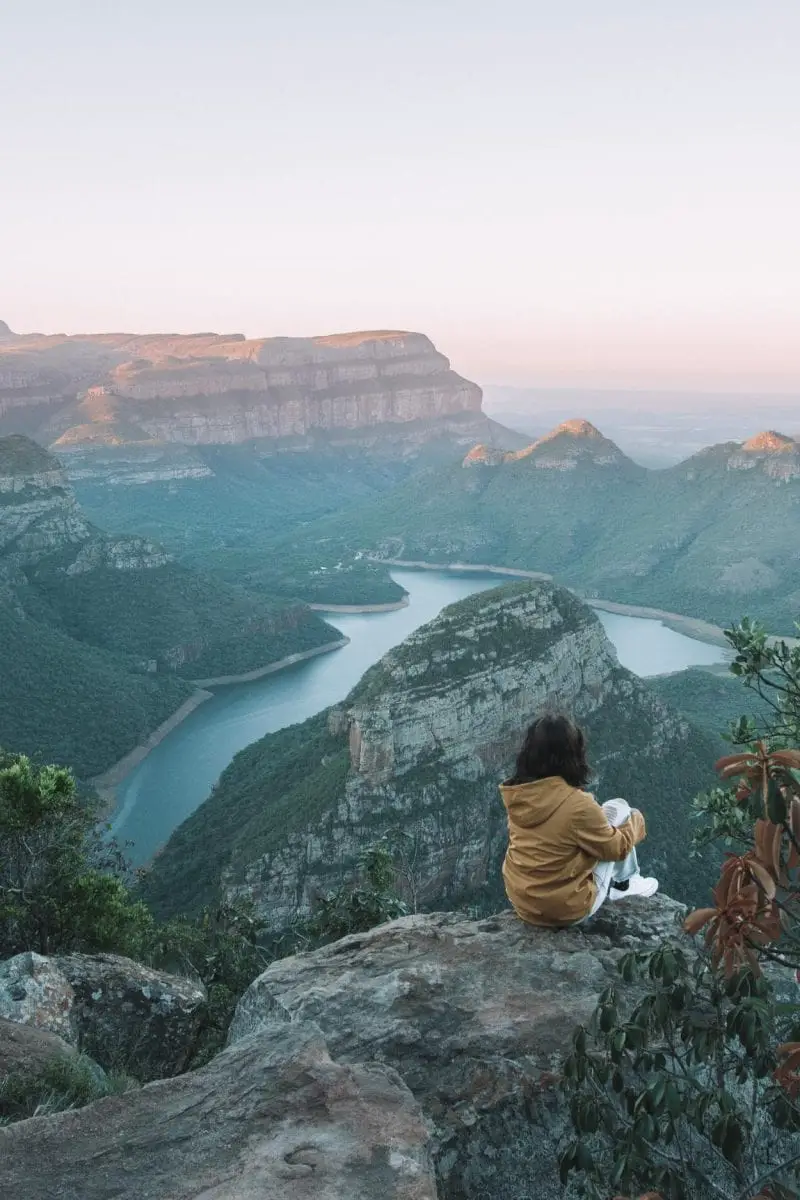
[0, 324, 489, 450]
[141, 581, 715, 924]
[0, 435, 338, 776]
[0, 324, 527, 604]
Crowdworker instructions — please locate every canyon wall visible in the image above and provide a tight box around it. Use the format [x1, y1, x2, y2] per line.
[0, 326, 485, 451]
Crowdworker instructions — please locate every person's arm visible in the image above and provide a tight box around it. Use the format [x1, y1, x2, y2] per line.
[573, 795, 646, 862]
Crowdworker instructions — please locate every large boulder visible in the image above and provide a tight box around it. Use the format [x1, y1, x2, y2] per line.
[229, 896, 687, 1200]
[0, 951, 205, 1080]
[0, 1021, 436, 1200]
[0, 1016, 77, 1079]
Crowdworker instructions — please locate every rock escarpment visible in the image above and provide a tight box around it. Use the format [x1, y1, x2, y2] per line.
[0, 433, 167, 571]
[142, 582, 715, 924]
[0, 325, 487, 452]
[0, 897, 686, 1199]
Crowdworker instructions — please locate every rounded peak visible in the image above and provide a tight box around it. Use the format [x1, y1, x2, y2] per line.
[553, 418, 605, 439]
[741, 430, 796, 452]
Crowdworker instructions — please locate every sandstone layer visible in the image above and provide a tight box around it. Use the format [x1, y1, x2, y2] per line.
[0, 325, 486, 455]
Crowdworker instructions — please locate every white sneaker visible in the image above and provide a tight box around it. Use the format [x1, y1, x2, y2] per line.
[608, 875, 659, 901]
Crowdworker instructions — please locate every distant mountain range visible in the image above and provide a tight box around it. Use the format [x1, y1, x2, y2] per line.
[3, 320, 798, 630]
[275, 419, 800, 632]
[483, 384, 800, 467]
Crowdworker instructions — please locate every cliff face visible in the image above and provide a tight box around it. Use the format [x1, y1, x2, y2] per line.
[142, 582, 715, 924]
[0, 435, 168, 573]
[0, 326, 486, 452]
[0, 435, 91, 563]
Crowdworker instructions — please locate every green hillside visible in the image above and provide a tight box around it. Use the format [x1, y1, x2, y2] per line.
[69, 444, 440, 604]
[0, 602, 192, 777]
[270, 426, 800, 631]
[648, 666, 773, 752]
[29, 561, 336, 679]
[0, 434, 341, 777]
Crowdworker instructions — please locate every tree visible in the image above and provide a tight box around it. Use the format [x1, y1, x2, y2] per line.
[0, 751, 153, 958]
[560, 619, 800, 1200]
[146, 898, 271, 1067]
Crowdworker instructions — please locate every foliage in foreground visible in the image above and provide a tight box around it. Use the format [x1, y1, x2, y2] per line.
[0, 1054, 136, 1126]
[562, 618, 800, 1200]
[0, 752, 154, 961]
[293, 838, 409, 947]
[0, 747, 409, 1071]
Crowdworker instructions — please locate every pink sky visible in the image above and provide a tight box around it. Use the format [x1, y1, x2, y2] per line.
[2, 2, 799, 392]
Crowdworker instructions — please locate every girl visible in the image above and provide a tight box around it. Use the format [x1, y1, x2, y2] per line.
[500, 713, 658, 927]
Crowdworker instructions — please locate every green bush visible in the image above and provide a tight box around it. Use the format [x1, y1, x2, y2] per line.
[561, 617, 800, 1200]
[0, 752, 154, 959]
[0, 1054, 136, 1125]
[295, 839, 408, 947]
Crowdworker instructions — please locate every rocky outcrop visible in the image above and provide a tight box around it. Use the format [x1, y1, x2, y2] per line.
[0, 433, 169, 571]
[234, 897, 685, 1199]
[0, 434, 92, 562]
[0, 898, 687, 1199]
[0, 951, 206, 1081]
[0, 1021, 436, 1200]
[727, 430, 800, 481]
[0, 326, 486, 454]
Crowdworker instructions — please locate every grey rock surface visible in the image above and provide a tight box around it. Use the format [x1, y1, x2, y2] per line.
[0, 1022, 436, 1200]
[230, 898, 687, 1199]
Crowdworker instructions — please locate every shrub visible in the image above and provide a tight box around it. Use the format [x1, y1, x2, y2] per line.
[0, 1054, 136, 1125]
[0, 752, 154, 959]
[295, 838, 408, 947]
[561, 618, 800, 1200]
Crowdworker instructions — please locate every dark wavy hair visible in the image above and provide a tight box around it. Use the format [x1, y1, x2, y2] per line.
[508, 713, 590, 789]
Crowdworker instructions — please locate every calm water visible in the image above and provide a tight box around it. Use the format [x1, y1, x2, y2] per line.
[111, 569, 728, 863]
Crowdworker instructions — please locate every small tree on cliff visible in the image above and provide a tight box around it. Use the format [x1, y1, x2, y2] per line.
[0, 751, 153, 958]
[561, 619, 800, 1200]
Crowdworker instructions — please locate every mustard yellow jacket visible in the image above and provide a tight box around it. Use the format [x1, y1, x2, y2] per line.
[500, 776, 646, 927]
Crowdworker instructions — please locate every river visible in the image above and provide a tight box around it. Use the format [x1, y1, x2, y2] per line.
[110, 569, 728, 864]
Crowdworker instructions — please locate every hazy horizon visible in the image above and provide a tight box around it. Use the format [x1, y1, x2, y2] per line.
[3, 2, 800, 392]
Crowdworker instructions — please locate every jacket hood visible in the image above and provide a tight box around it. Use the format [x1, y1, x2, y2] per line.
[499, 776, 577, 829]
